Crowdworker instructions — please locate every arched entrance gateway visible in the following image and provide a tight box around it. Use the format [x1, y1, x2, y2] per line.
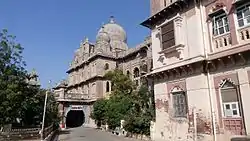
[66, 110, 85, 128]
[64, 105, 87, 128]
[57, 99, 95, 129]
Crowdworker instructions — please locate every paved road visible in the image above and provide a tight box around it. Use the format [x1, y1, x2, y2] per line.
[54, 127, 141, 141]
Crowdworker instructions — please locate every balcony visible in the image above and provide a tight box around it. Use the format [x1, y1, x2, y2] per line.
[55, 93, 97, 102]
[65, 93, 90, 100]
[212, 33, 232, 52]
[238, 25, 250, 43]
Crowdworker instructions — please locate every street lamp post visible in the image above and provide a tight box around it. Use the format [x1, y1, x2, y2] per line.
[41, 91, 48, 140]
[40, 81, 51, 141]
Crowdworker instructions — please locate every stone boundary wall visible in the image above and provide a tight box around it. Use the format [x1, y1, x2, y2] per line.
[0, 124, 56, 141]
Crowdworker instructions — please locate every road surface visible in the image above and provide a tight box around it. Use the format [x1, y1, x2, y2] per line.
[54, 127, 141, 141]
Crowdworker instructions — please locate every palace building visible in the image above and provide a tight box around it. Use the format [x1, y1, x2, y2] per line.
[53, 17, 153, 129]
[142, 0, 250, 140]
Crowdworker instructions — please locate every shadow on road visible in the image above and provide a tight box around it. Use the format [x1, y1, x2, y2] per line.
[59, 130, 71, 135]
[52, 130, 71, 141]
[78, 135, 86, 138]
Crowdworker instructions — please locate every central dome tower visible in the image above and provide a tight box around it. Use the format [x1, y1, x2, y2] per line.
[96, 16, 128, 51]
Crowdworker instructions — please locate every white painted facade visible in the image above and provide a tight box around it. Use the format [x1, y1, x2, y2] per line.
[145, 0, 250, 140]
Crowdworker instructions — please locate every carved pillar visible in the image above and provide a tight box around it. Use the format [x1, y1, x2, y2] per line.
[174, 16, 185, 59]
[174, 16, 184, 45]
[59, 102, 66, 129]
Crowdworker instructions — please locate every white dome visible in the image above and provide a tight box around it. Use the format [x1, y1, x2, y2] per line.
[96, 27, 110, 43]
[97, 16, 127, 43]
[96, 16, 128, 50]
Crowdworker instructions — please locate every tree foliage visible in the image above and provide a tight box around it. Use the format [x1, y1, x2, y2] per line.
[90, 99, 108, 127]
[0, 29, 27, 125]
[0, 29, 59, 127]
[20, 88, 59, 127]
[91, 69, 155, 135]
[124, 85, 155, 135]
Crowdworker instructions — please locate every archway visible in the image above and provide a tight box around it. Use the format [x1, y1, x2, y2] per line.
[133, 67, 140, 78]
[66, 110, 85, 128]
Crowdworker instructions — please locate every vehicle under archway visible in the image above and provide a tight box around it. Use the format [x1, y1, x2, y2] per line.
[66, 110, 85, 128]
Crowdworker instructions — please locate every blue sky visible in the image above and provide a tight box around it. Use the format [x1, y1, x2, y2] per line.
[0, 0, 150, 88]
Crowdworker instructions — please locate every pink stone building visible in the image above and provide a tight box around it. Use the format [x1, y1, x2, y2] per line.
[142, 0, 250, 140]
[53, 17, 153, 129]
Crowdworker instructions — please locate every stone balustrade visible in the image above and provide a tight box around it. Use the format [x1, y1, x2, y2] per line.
[0, 124, 54, 140]
[55, 92, 96, 102]
[213, 33, 231, 52]
[238, 25, 250, 43]
[1, 127, 40, 133]
[65, 93, 90, 100]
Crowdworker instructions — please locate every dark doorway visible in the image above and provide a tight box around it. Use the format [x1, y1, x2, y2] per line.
[66, 110, 85, 128]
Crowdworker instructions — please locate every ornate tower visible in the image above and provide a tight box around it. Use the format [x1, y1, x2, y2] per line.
[27, 69, 40, 86]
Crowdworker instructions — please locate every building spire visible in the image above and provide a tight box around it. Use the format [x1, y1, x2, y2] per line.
[85, 37, 89, 43]
[109, 16, 115, 23]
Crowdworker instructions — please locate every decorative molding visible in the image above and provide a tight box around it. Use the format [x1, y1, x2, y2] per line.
[171, 86, 184, 93]
[209, 2, 226, 14]
[213, 73, 239, 127]
[219, 78, 235, 88]
[158, 44, 185, 59]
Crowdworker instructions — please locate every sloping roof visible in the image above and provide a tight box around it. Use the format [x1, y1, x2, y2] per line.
[54, 80, 68, 89]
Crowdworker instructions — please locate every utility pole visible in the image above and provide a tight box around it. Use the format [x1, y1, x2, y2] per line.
[40, 80, 51, 141]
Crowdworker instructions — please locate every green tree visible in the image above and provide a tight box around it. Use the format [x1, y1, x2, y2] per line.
[105, 95, 133, 129]
[124, 85, 154, 136]
[105, 69, 135, 97]
[21, 88, 59, 127]
[90, 99, 108, 127]
[0, 29, 59, 127]
[91, 69, 155, 135]
[104, 70, 135, 129]
[0, 29, 27, 126]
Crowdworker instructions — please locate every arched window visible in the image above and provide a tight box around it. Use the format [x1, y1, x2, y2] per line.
[126, 70, 130, 76]
[141, 64, 148, 74]
[133, 67, 140, 78]
[92, 83, 96, 94]
[87, 85, 90, 94]
[171, 86, 187, 118]
[135, 80, 139, 86]
[104, 63, 109, 70]
[220, 79, 241, 117]
[82, 86, 85, 94]
[106, 81, 110, 92]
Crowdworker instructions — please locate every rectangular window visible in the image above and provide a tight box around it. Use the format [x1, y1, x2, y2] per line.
[212, 13, 229, 36]
[173, 92, 187, 118]
[236, 3, 250, 27]
[223, 102, 240, 117]
[161, 21, 175, 50]
[221, 86, 241, 118]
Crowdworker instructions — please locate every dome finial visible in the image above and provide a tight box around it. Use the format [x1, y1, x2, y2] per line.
[110, 16, 115, 23]
[85, 37, 89, 43]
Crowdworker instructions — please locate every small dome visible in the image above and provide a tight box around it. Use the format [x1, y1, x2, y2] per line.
[110, 40, 128, 50]
[29, 69, 38, 78]
[96, 26, 110, 43]
[98, 16, 127, 43]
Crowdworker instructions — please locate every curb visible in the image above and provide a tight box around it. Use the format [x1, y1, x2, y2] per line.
[44, 129, 59, 141]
